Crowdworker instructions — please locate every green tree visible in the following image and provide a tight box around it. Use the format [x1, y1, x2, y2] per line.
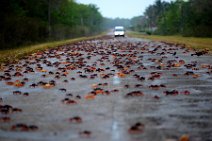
[0, 0, 104, 49]
[182, 0, 212, 36]
[158, 1, 182, 35]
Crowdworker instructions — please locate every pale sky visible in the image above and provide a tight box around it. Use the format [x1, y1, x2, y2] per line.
[77, 0, 174, 19]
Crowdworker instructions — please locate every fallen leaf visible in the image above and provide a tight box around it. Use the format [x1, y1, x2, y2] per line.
[84, 94, 96, 100]
[192, 74, 200, 78]
[179, 134, 189, 141]
[43, 83, 54, 89]
[117, 72, 126, 78]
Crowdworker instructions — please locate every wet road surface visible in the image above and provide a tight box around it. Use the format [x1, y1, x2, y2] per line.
[0, 36, 212, 141]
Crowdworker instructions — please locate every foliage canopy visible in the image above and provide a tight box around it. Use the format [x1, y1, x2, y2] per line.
[0, 0, 104, 49]
[131, 0, 212, 37]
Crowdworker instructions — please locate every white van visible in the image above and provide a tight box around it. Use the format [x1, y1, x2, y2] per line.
[114, 26, 125, 37]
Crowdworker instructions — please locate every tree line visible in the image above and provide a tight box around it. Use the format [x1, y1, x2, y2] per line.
[103, 17, 130, 29]
[0, 0, 103, 49]
[131, 0, 212, 37]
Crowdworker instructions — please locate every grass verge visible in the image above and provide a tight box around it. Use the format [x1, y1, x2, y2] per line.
[0, 34, 105, 64]
[128, 31, 212, 52]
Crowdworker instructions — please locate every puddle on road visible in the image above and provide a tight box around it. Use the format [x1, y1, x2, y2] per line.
[112, 75, 121, 85]
[111, 121, 121, 141]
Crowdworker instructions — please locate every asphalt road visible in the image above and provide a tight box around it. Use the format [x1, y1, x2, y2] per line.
[0, 35, 212, 141]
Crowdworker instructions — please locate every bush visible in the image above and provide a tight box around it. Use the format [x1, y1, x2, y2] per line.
[146, 31, 152, 35]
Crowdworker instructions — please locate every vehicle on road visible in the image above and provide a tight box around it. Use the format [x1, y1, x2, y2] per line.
[114, 26, 125, 37]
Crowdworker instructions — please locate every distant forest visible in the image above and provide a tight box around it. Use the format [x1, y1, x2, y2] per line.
[131, 0, 212, 37]
[0, 0, 104, 49]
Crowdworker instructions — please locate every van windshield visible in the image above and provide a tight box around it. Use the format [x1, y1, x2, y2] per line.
[115, 28, 124, 31]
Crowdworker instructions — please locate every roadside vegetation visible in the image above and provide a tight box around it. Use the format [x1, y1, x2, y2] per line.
[0, 0, 104, 49]
[131, 0, 212, 37]
[128, 31, 212, 52]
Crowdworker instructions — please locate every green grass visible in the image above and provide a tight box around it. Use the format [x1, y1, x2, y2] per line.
[0, 34, 105, 64]
[128, 31, 212, 52]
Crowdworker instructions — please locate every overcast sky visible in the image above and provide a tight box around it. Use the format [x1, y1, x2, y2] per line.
[77, 0, 174, 19]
